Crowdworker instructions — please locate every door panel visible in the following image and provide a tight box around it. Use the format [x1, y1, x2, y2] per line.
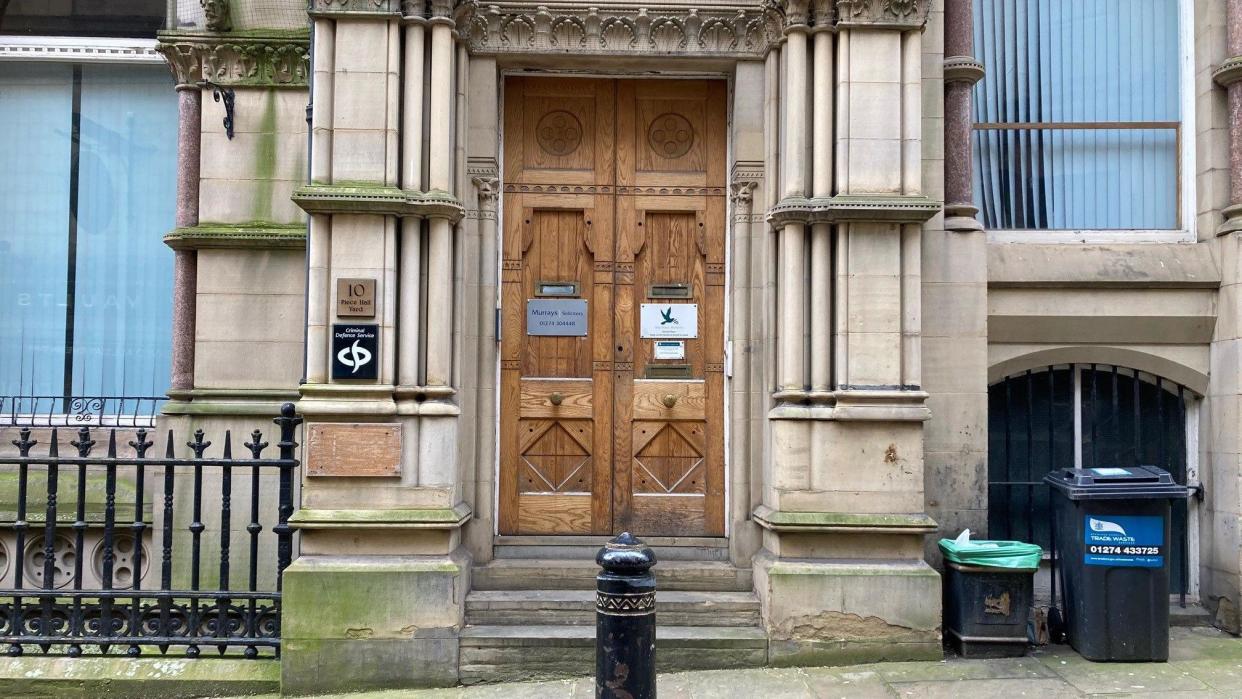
[616, 80, 727, 189]
[500, 77, 725, 537]
[504, 77, 615, 187]
[613, 196, 725, 536]
[500, 193, 614, 534]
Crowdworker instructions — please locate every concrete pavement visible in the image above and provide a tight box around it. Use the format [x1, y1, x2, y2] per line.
[250, 626, 1242, 698]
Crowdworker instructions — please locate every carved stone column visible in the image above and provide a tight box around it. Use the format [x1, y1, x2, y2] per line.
[284, 2, 469, 692]
[170, 71, 202, 397]
[943, 0, 985, 233]
[1215, 0, 1242, 235]
[1206, 0, 1242, 634]
[753, 0, 942, 668]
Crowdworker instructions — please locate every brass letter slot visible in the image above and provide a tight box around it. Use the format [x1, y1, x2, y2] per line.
[644, 365, 692, 379]
[648, 283, 691, 299]
[536, 281, 579, 297]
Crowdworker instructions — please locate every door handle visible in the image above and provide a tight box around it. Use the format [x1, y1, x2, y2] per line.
[662, 394, 678, 408]
[550, 392, 564, 406]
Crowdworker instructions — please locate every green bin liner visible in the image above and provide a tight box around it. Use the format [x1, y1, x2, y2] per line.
[938, 538, 1042, 570]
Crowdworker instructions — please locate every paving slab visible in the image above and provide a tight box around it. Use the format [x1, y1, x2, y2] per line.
[875, 656, 1059, 682]
[887, 678, 1084, 698]
[802, 666, 898, 698]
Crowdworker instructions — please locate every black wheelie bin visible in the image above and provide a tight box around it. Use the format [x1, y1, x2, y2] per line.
[1044, 466, 1189, 661]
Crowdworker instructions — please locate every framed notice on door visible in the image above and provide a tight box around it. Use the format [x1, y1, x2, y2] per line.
[640, 303, 698, 338]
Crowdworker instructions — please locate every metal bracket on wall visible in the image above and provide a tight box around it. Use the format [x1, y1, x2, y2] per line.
[202, 81, 236, 140]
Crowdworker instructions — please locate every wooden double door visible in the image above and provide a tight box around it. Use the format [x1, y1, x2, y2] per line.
[499, 77, 727, 536]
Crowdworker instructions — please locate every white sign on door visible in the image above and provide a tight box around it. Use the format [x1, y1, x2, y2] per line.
[640, 303, 698, 339]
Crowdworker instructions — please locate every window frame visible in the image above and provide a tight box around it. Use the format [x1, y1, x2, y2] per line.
[0, 35, 162, 66]
[977, 0, 1196, 244]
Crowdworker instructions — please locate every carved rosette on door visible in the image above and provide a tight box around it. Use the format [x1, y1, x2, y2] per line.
[500, 77, 725, 537]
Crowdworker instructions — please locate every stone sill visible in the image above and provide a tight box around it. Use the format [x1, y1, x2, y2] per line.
[987, 241, 1220, 289]
[164, 224, 307, 251]
[769, 389, 930, 422]
[290, 503, 472, 530]
[753, 505, 938, 535]
[299, 384, 461, 417]
[0, 655, 278, 699]
[163, 388, 300, 417]
[294, 185, 464, 222]
[767, 195, 941, 226]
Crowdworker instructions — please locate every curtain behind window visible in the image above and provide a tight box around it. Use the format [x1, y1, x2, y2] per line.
[0, 63, 176, 400]
[0, 63, 72, 397]
[972, 0, 1180, 230]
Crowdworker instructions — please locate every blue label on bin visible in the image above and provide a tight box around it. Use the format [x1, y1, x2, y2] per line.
[1083, 514, 1164, 568]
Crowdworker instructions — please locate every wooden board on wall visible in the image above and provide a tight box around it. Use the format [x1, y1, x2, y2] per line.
[306, 423, 402, 477]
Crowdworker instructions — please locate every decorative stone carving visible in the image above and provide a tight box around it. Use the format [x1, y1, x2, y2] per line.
[201, 0, 233, 32]
[834, 0, 930, 28]
[464, 2, 773, 58]
[310, 0, 398, 15]
[535, 110, 584, 156]
[156, 32, 311, 88]
[729, 181, 757, 208]
[648, 113, 694, 159]
[473, 176, 501, 207]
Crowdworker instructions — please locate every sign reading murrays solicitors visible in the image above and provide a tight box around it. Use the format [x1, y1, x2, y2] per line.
[526, 299, 588, 336]
[332, 323, 379, 380]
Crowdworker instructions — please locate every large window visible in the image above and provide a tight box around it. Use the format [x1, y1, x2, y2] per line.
[972, 0, 1186, 233]
[0, 62, 177, 401]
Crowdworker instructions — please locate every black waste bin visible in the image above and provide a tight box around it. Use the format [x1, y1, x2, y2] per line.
[1045, 465, 1189, 662]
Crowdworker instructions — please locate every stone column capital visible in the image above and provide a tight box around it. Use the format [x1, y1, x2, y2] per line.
[943, 56, 985, 86]
[473, 176, 501, 210]
[729, 181, 758, 209]
[1213, 56, 1242, 88]
[836, 0, 930, 30]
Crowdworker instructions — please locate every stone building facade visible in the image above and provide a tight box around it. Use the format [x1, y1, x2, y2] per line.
[4, 0, 1234, 691]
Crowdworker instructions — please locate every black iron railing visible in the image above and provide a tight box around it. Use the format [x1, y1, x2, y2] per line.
[1, 395, 164, 428]
[0, 404, 301, 657]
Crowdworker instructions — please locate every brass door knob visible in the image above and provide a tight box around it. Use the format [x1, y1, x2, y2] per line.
[662, 394, 678, 408]
[550, 392, 564, 406]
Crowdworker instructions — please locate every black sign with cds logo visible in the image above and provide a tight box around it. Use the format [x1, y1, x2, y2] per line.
[332, 324, 379, 380]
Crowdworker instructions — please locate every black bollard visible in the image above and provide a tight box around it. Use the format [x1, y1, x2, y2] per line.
[596, 532, 657, 699]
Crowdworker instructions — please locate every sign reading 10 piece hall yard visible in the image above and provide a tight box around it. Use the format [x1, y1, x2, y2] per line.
[332, 324, 379, 380]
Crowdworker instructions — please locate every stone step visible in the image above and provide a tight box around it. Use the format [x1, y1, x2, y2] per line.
[465, 589, 761, 627]
[458, 624, 768, 685]
[1169, 602, 1213, 627]
[493, 535, 730, 562]
[471, 558, 752, 592]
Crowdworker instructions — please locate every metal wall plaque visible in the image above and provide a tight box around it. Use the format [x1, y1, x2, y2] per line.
[306, 423, 401, 477]
[332, 323, 379, 379]
[337, 278, 376, 317]
[526, 299, 588, 336]
[640, 303, 698, 338]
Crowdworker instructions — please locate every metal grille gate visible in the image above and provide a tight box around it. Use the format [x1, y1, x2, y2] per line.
[0, 404, 300, 657]
[988, 364, 1194, 599]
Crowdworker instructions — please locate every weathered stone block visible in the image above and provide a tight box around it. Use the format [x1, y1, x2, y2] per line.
[753, 551, 942, 667]
[281, 552, 468, 692]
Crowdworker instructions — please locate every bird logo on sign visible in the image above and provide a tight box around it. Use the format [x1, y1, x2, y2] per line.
[660, 307, 678, 325]
[336, 340, 373, 374]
